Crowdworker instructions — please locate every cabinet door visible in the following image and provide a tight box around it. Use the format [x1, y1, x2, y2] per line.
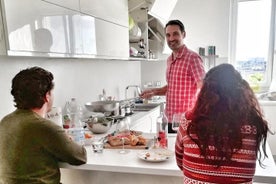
[80, 0, 128, 27]
[42, 0, 80, 11]
[0, 4, 6, 55]
[2, 0, 82, 56]
[131, 106, 160, 133]
[93, 18, 129, 58]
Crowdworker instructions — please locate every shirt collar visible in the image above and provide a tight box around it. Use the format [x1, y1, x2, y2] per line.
[169, 44, 187, 63]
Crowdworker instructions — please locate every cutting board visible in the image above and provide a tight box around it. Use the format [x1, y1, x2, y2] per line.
[104, 143, 148, 149]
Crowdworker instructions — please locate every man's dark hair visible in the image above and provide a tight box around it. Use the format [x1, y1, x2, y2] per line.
[165, 19, 185, 32]
[11, 66, 54, 109]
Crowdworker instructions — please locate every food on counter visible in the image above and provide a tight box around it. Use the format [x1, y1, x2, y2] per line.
[107, 136, 130, 146]
[137, 149, 174, 162]
[107, 131, 146, 147]
[85, 132, 93, 139]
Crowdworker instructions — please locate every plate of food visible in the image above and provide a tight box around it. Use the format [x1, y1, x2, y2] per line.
[137, 149, 174, 162]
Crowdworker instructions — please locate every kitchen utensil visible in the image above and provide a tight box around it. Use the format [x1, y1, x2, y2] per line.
[85, 116, 113, 134]
[85, 101, 119, 112]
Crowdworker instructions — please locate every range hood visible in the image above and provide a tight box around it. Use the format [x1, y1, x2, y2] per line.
[147, 0, 177, 26]
[128, 0, 177, 26]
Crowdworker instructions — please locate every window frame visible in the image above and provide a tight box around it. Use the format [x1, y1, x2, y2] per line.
[229, 0, 276, 91]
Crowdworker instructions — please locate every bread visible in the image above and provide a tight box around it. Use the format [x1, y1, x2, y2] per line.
[107, 136, 130, 146]
[107, 132, 146, 147]
[129, 134, 139, 146]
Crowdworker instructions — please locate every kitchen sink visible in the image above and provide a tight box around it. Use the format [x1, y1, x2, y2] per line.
[133, 103, 160, 112]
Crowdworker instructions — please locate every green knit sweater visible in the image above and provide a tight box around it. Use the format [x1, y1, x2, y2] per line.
[0, 109, 87, 184]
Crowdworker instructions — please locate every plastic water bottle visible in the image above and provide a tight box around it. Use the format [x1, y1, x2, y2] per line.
[156, 104, 168, 148]
[63, 98, 85, 145]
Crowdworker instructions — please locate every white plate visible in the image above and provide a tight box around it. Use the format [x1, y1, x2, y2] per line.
[137, 149, 174, 162]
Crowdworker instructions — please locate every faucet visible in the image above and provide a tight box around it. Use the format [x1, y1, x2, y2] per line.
[125, 85, 142, 100]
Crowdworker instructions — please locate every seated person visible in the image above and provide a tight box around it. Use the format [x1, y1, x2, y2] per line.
[0, 66, 87, 184]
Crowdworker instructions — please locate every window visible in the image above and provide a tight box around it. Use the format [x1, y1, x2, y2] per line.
[230, 0, 276, 92]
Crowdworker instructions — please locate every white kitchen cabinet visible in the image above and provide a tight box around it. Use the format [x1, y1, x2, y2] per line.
[131, 106, 160, 134]
[93, 18, 129, 58]
[260, 101, 276, 156]
[1, 0, 84, 56]
[0, 1, 6, 55]
[42, 0, 79, 11]
[80, 0, 128, 27]
[129, 0, 166, 60]
[1, 0, 129, 58]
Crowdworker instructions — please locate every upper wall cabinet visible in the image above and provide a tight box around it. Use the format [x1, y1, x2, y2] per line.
[1, 0, 84, 57]
[80, 0, 128, 27]
[0, 0, 129, 58]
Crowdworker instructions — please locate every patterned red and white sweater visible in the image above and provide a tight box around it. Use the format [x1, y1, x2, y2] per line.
[175, 120, 258, 184]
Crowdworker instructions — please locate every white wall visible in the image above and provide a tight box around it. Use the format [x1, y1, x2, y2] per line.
[170, 0, 230, 58]
[0, 56, 141, 119]
[140, 0, 230, 88]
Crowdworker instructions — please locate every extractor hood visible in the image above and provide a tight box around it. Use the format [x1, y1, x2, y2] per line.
[147, 0, 177, 26]
[128, 0, 177, 26]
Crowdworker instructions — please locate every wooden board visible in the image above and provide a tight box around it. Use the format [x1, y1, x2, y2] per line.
[104, 143, 148, 149]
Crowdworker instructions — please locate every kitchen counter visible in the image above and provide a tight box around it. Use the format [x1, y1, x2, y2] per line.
[60, 132, 276, 183]
[59, 105, 276, 184]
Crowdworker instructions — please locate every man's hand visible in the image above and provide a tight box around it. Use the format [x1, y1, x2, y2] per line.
[139, 89, 155, 99]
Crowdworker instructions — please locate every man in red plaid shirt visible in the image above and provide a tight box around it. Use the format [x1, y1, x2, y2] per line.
[140, 20, 205, 133]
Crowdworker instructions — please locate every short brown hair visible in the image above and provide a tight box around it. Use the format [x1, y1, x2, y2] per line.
[11, 67, 54, 109]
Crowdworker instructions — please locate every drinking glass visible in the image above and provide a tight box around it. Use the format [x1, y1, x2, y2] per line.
[91, 138, 104, 153]
[116, 117, 130, 154]
[172, 113, 184, 132]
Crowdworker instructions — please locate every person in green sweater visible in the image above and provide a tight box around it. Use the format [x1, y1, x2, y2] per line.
[0, 66, 87, 184]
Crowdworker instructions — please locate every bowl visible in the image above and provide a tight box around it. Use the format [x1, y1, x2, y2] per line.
[85, 117, 113, 134]
[85, 101, 119, 112]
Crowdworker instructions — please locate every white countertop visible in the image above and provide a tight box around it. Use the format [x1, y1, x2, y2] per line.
[59, 134, 276, 181]
[259, 99, 276, 106]
[60, 134, 182, 176]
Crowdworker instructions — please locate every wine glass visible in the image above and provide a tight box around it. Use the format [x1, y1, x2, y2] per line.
[116, 117, 130, 154]
[172, 113, 184, 132]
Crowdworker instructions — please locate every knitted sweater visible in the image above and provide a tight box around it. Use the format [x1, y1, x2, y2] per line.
[175, 120, 257, 184]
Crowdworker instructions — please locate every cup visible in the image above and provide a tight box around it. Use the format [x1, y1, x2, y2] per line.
[91, 138, 104, 153]
[46, 107, 63, 127]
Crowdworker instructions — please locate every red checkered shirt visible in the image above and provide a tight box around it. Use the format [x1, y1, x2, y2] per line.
[165, 45, 205, 122]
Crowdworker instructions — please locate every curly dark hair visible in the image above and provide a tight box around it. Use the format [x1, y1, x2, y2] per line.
[187, 63, 269, 166]
[11, 66, 54, 109]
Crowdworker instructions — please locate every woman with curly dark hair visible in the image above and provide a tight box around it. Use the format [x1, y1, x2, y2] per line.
[175, 63, 269, 184]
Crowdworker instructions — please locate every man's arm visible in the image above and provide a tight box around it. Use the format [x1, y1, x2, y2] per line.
[140, 85, 167, 99]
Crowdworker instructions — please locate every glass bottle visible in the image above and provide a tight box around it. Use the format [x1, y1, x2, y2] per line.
[156, 104, 168, 148]
[63, 101, 71, 129]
